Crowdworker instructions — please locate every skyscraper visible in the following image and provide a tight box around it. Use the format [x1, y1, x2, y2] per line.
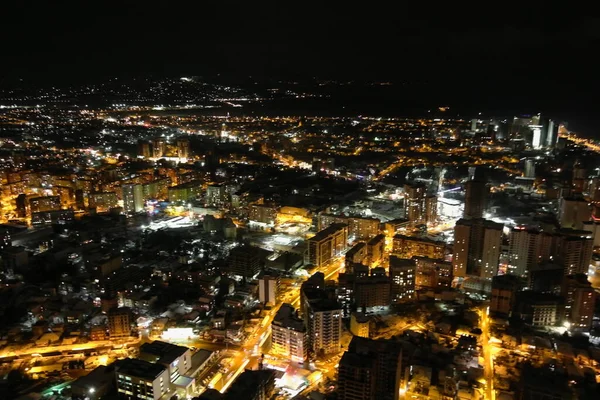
[122, 184, 144, 213]
[338, 336, 403, 400]
[453, 218, 503, 279]
[258, 275, 279, 305]
[138, 140, 151, 158]
[464, 172, 488, 219]
[508, 227, 553, 276]
[404, 183, 436, 226]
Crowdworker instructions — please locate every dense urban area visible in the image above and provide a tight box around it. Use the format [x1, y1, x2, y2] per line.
[1, 77, 600, 400]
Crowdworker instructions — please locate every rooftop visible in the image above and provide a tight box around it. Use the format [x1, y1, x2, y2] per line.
[273, 303, 305, 332]
[309, 223, 348, 242]
[140, 340, 189, 365]
[114, 358, 166, 380]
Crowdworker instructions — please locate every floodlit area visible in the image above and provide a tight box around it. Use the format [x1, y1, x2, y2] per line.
[143, 216, 197, 231]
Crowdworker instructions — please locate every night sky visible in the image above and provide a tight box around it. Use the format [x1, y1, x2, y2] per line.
[1, 3, 599, 130]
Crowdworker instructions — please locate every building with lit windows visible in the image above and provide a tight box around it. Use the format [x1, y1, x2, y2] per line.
[464, 176, 488, 219]
[29, 195, 61, 213]
[350, 312, 370, 338]
[389, 256, 415, 302]
[338, 336, 403, 400]
[206, 184, 226, 207]
[249, 204, 278, 225]
[307, 223, 348, 268]
[367, 234, 385, 265]
[152, 137, 166, 158]
[412, 256, 453, 289]
[345, 242, 367, 270]
[115, 358, 170, 400]
[318, 213, 380, 241]
[453, 218, 503, 280]
[167, 181, 203, 203]
[122, 184, 144, 213]
[176, 138, 190, 159]
[108, 307, 132, 339]
[271, 304, 308, 363]
[508, 227, 554, 276]
[392, 234, 445, 260]
[258, 275, 279, 305]
[139, 340, 193, 385]
[403, 183, 437, 226]
[562, 274, 596, 331]
[89, 192, 119, 212]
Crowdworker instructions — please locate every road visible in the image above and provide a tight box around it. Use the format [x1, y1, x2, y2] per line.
[480, 307, 495, 400]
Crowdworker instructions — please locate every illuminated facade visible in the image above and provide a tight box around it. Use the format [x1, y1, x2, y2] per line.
[116, 358, 170, 400]
[412, 256, 453, 289]
[307, 223, 348, 268]
[318, 213, 380, 241]
[122, 184, 144, 213]
[453, 218, 503, 279]
[392, 234, 445, 260]
[389, 256, 415, 302]
[271, 304, 308, 362]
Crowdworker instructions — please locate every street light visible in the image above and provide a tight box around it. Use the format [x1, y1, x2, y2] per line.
[89, 387, 96, 394]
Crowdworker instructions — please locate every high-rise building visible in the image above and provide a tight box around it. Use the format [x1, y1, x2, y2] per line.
[337, 336, 403, 400]
[249, 204, 278, 225]
[453, 218, 503, 279]
[412, 256, 453, 289]
[122, 184, 144, 213]
[366, 234, 385, 266]
[225, 369, 276, 400]
[258, 275, 279, 305]
[176, 138, 190, 159]
[389, 256, 416, 302]
[543, 118, 559, 148]
[403, 183, 436, 226]
[115, 358, 170, 400]
[318, 213, 381, 241]
[29, 195, 61, 213]
[139, 340, 192, 384]
[353, 274, 391, 309]
[558, 196, 591, 230]
[345, 242, 367, 270]
[271, 304, 308, 362]
[524, 158, 536, 178]
[227, 246, 263, 279]
[508, 227, 554, 276]
[301, 274, 342, 356]
[138, 140, 151, 158]
[392, 234, 445, 259]
[490, 274, 522, 317]
[350, 312, 370, 338]
[562, 274, 596, 331]
[206, 184, 226, 207]
[307, 223, 348, 268]
[555, 230, 593, 276]
[89, 192, 119, 212]
[152, 137, 166, 158]
[464, 177, 488, 219]
[108, 307, 132, 339]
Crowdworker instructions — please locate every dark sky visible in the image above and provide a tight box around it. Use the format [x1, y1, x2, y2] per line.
[1, 3, 599, 126]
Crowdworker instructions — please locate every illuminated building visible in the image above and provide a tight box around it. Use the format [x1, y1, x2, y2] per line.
[108, 307, 132, 339]
[367, 234, 385, 266]
[389, 256, 415, 302]
[139, 340, 192, 384]
[403, 183, 437, 226]
[152, 137, 166, 158]
[490, 274, 522, 317]
[508, 227, 554, 276]
[383, 218, 410, 236]
[463, 176, 488, 219]
[115, 358, 170, 400]
[122, 184, 144, 213]
[31, 209, 74, 225]
[176, 138, 190, 159]
[524, 158, 536, 178]
[258, 275, 279, 305]
[29, 195, 61, 213]
[392, 234, 445, 259]
[350, 312, 370, 338]
[453, 218, 503, 280]
[89, 192, 119, 212]
[338, 336, 403, 400]
[249, 204, 278, 225]
[307, 223, 348, 268]
[561, 274, 596, 331]
[138, 140, 151, 158]
[412, 256, 453, 289]
[301, 274, 342, 356]
[558, 196, 591, 229]
[143, 178, 169, 200]
[206, 184, 226, 207]
[530, 296, 562, 327]
[555, 230, 593, 275]
[227, 246, 262, 279]
[353, 273, 391, 308]
[167, 181, 203, 202]
[345, 242, 367, 270]
[318, 213, 380, 241]
[271, 303, 308, 362]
